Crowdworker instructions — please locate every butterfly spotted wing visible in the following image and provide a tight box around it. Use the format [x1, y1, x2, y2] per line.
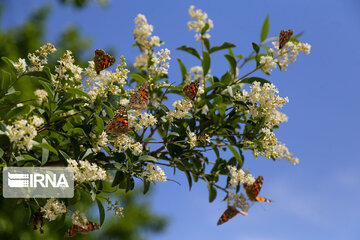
[105, 106, 130, 135]
[94, 49, 116, 74]
[217, 206, 248, 225]
[279, 29, 294, 49]
[243, 176, 273, 203]
[65, 221, 101, 237]
[183, 79, 199, 101]
[129, 81, 149, 110]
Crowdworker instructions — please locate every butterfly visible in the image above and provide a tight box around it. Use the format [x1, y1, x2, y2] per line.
[183, 79, 199, 101]
[64, 221, 101, 237]
[217, 206, 248, 225]
[94, 49, 116, 74]
[105, 106, 130, 135]
[243, 176, 273, 202]
[129, 81, 149, 110]
[279, 29, 294, 49]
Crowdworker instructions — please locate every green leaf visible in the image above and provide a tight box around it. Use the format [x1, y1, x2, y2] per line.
[176, 58, 187, 82]
[177, 46, 201, 60]
[0, 70, 12, 93]
[202, 51, 211, 76]
[6, 105, 31, 120]
[220, 72, 233, 86]
[67, 88, 91, 99]
[130, 74, 147, 83]
[252, 42, 260, 54]
[143, 180, 150, 194]
[260, 15, 270, 42]
[96, 199, 105, 225]
[1, 57, 16, 72]
[59, 150, 70, 161]
[240, 77, 271, 85]
[208, 183, 217, 202]
[41, 139, 49, 166]
[203, 38, 210, 51]
[33, 142, 58, 156]
[94, 115, 104, 134]
[112, 171, 124, 187]
[0, 148, 3, 158]
[226, 144, 243, 166]
[139, 155, 157, 162]
[184, 171, 192, 190]
[38, 81, 54, 100]
[224, 54, 237, 76]
[201, 23, 210, 35]
[68, 128, 87, 136]
[209, 42, 236, 54]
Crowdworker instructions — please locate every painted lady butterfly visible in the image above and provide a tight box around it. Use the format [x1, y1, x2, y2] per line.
[183, 79, 199, 101]
[217, 206, 248, 225]
[105, 106, 130, 135]
[129, 81, 149, 110]
[279, 29, 294, 49]
[65, 221, 101, 237]
[243, 176, 273, 203]
[94, 49, 116, 74]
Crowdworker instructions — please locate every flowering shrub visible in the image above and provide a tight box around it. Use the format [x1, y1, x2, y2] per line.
[0, 6, 310, 235]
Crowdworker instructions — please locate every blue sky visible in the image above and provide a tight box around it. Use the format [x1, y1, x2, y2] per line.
[3, 0, 360, 239]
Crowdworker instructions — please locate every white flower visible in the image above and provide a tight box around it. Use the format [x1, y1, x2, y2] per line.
[148, 48, 171, 76]
[55, 50, 83, 83]
[41, 198, 67, 221]
[16, 103, 23, 107]
[5, 119, 38, 150]
[201, 104, 209, 115]
[133, 14, 154, 52]
[227, 192, 250, 213]
[187, 132, 197, 149]
[120, 98, 129, 106]
[34, 89, 48, 104]
[31, 116, 44, 127]
[67, 158, 107, 182]
[131, 142, 143, 156]
[138, 113, 157, 128]
[150, 36, 163, 47]
[72, 211, 88, 228]
[91, 131, 108, 151]
[187, 5, 214, 41]
[228, 167, 255, 186]
[13, 58, 27, 73]
[142, 163, 167, 183]
[260, 56, 277, 74]
[112, 134, 135, 153]
[27, 43, 56, 72]
[166, 99, 193, 122]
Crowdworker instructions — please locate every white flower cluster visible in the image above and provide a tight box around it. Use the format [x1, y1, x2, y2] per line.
[34, 89, 48, 104]
[148, 48, 171, 76]
[41, 198, 67, 221]
[260, 41, 311, 73]
[132, 14, 163, 52]
[138, 112, 158, 128]
[13, 58, 27, 73]
[228, 166, 255, 186]
[187, 5, 214, 41]
[5, 116, 44, 151]
[91, 131, 109, 151]
[72, 210, 88, 228]
[27, 43, 56, 72]
[67, 158, 107, 182]
[86, 57, 129, 102]
[54, 50, 83, 88]
[234, 81, 289, 128]
[127, 111, 157, 133]
[187, 132, 197, 149]
[166, 99, 193, 122]
[112, 134, 143, 156]
[142, 163, 167, 183]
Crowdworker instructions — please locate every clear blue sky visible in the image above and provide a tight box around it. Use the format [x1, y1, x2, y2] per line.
[3, 0, 360, 239]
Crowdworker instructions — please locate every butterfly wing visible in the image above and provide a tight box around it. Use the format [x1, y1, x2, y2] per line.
[94, 49, 116, 74]
[244, 176, 273, 202]
[65, 224, 80, 237]
[105, 106, 130, 135]
[217, 206, 247, 225]
[183, 79, 199, 101]
[129, 81, 149, 110]
[279, 29, 294, 49]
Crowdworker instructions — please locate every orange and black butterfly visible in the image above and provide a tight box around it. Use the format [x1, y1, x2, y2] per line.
[279, 29, 294, 49]
[243, 176, 273, 203]
[217, 206, 248, 225]
[183, 79, 199, 101]
[65, 221, 101, 237]
[105, 106, 130, 135]
[129, 81, 149, 110]
[94, 49, 116, 74]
